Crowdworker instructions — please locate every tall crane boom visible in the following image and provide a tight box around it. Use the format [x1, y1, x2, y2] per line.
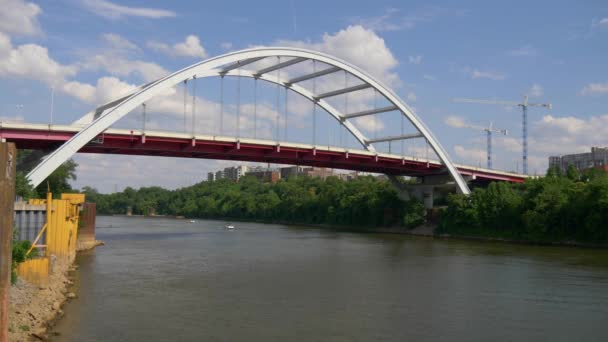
[462, 121, 507, 169]
[452, 95, 551, 174]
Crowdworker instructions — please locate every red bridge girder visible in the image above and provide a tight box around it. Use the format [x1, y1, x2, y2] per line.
[0, 126, 527, 183]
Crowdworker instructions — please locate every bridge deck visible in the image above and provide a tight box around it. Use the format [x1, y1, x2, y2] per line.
[0, 122, 528, 183]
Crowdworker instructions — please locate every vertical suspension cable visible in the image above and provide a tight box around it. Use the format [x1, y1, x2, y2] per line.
[400, 114, 404, 156]
[341, 71, 346, 148]
[284, 86, 288, 141]
[373, 89, 377, 140]
[312, 60, 317, 146]
[192, 76, 196, 136]
[254, 78, 258, 139]
[275, 57, 281, 141]
[220, 76, 224, 135]
[183, 80, 188, 132]
[237, 68, 241, 138]
[142, 103, 146, 133]
[344, 71, 348, 149]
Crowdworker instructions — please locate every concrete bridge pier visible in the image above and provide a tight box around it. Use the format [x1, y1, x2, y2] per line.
[387, 175, 434, 209]
[389, 174, 477, 210]
[411, 187, 434, 210]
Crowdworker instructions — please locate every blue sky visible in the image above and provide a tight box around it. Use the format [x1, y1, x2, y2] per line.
[0, 0, 607, 192]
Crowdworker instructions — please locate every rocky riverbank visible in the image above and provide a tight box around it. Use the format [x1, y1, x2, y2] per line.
[8, 240, 103, 341]
[8, 259, 75, 341]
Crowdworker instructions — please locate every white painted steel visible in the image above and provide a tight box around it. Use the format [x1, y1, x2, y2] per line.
[27, 47, 471, 194]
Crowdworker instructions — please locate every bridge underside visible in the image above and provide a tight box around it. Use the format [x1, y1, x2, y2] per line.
[1, 124, 526, 183]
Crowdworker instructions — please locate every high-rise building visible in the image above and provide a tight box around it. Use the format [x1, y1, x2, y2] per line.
[215, 170, 224, 180]
[549, 147, 608, 173]
[207, 172, 215, 182]
[247, 167, 281, 183]
[223, 165, 249, 182]
[280, 166, 312, 179]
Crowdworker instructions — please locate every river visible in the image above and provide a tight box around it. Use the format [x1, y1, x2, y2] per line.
[52, 216, 608, 341]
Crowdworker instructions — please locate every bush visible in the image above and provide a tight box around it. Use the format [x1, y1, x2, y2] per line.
[438, 171, 608, 243]
[403, 200, 425, 228]
[11, 230, 37, 285]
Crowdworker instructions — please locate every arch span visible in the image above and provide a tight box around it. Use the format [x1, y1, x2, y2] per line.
[27, 47, 471, 195]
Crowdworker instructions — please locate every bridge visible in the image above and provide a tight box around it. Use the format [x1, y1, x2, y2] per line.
[0, 47, 528, 203]
[0, 122, 526, 183]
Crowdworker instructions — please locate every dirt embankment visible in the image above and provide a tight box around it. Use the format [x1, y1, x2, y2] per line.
[8, 240, 103, 341]
[8, 258, 75, 341]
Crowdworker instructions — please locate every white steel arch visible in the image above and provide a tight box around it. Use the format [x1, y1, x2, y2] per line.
[28, 47, 471, 194]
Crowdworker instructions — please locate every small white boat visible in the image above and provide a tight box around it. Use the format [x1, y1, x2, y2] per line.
[189, 220, 196, 223]
[225, 224, 235, 230]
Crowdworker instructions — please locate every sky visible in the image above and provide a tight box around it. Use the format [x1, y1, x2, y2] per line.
[0, 0, 607, 193]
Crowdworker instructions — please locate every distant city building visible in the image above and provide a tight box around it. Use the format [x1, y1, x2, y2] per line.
[549, 147, 608, 173]
[335, 172, 359, 181]
[215, 170, 224, 180]
[279, 166, 334, 179]
[305, 167, 333, 180]
[207, 172, 215, 182]
[280, 166, 312, 179]
[224, 165, 249, 182]
[246, 167, 281, 183]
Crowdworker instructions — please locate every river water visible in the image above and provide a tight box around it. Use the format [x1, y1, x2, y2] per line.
[52, 216, 608, 341]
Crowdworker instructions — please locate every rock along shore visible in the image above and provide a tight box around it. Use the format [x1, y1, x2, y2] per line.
[8, 240, 103, 341]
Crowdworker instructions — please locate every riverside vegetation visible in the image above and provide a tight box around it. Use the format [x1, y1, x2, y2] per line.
[81, 175, 426, 229]
[439, 166, 608, 244]
[82, 165, 608, 245]
[14, 148, 608, 245]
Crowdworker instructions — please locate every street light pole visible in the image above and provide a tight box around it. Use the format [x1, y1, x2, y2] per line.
[50, 86, 55, 125]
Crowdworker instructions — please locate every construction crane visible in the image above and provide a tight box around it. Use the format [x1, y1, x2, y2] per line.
[464, 121, 508, 169]
[452, 96, 551, 175]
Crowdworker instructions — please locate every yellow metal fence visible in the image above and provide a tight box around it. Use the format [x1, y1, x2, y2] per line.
[17, 193, 85, 286]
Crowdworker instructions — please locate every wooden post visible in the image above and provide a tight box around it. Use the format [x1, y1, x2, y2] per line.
[0, 142, 16, 342]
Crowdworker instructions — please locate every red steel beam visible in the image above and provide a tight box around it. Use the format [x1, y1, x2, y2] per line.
[0, 127, 527, 183]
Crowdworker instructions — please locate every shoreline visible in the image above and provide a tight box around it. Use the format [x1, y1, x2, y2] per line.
[112, 214, 608, 249]
[8, 241, 104, 341]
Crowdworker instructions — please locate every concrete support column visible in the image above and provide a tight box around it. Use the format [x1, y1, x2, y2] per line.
[0, 142, 16, 342]
[422, 187, 434, 209]
[387, 175, 411, 201]
[412, 186, 434, 210]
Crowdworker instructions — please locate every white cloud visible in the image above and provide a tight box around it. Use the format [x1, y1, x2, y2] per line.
[592, 17, 608, 28]
[508, 45, 538, 57]
[62, 77, 137, 104]
[0, 0, 41, 36]
[580, 82, 608, 95]
[464, 67, 505, 80]
[81, 0, 176, 19]
[529, 83, 543, 97]
[423, 74, 436, 81]
[220, 42, 233, 50]
[533, 114, 608, 155]
[101, 33, 138, 50]
[350, 7, 452, 32]
[354, 116, 385, 133]
[147, 35, 207, 59]
[72, 154, 218, 192]
[453, 145, 486, 165]
[0, 114, 25, 122]
[276, 25, 399, 87]
[83, 53, 168, 83]
[408, 55, 423, 64]
[0, 32, 78, 86]
[406, 92, 417, 102]
[444, 115, 467, 128]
